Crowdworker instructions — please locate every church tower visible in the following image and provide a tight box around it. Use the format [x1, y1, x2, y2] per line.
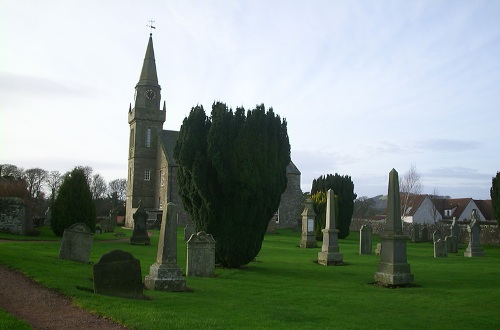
[126, 34, 166, 227]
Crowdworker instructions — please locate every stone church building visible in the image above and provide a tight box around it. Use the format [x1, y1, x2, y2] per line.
[125, 34, 303, 229]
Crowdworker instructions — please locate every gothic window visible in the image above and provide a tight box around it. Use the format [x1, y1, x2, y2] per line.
[144, 170, 151, 181]
[146, 127, 152, 147]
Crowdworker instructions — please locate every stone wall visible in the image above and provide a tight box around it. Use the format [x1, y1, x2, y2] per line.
[277, 172, 303, 229]
[350, 218, 500, 246]
[0, 197, 32, 235]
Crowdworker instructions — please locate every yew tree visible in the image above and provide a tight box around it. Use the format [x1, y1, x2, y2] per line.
[491, 172, 500, 226]
[174, 102, 290, 268]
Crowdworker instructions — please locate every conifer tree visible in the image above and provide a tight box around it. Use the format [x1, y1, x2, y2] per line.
[51, 167, 96, 236]
[491, 172, 500, 226]
[174, 102, 290, 268]
[311, 174, 356, 239]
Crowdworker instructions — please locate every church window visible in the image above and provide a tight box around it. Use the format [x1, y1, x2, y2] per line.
[160, 170, 164, 186]
[146, 127, 152, 147]
[144, 170, 151, 181]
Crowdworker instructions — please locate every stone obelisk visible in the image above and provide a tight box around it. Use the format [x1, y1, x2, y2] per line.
[317, 189, 343, 265]
[374, 169, 414, 286]
[145, 202, 187, 291]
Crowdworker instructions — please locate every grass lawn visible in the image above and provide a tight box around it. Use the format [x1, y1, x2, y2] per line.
[1, 227, 499, 329]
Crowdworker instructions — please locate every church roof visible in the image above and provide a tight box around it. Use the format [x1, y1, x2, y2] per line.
[136, 34, 160, 88]
[159, 130, 179, 166]
[287, 160, 301, 175]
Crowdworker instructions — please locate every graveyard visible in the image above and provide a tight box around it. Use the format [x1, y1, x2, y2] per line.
[1, 225, 499, 329]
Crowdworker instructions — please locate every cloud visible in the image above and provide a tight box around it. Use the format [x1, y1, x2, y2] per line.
[414, 139, 481, 153]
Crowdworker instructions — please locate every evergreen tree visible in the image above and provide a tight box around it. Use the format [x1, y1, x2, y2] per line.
[491, 172, 500, 226]
[51, 167, 96, 236]
[311, 174, 356, 239]
[174, 102, 290, 268]
[311, 191, 338, 240]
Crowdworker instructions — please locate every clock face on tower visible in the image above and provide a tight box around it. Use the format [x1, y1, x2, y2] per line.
[145, 89, 156, 100]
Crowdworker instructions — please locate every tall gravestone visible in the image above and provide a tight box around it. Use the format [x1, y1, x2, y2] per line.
[359, 224, 372, 255]
[145, 202, 187, 291]
[434, 239, 447, 258]
[43, 207, 51, 226]
[374, 169, 414, 286]
[300, 198, 317, 248]
[464, 212, 485, 257]
[411, 223, 420, 243]
[130, 202, 150, 245]
[186, 231, 216, 277]
[93, 250, 143, 299]
[59, 223, 93, 263]
[447, 217, 459, 253]
[318, 189, 343, 265]
[420, 226, 429, 243]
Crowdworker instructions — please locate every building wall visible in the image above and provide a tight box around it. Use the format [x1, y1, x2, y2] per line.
[0, 197, 32, 235]
[277, 172, 303, 228]
[403, 197, 442, 224]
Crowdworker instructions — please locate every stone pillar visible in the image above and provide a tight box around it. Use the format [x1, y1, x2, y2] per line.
[318, 189, 343, 265]
[464, 216, 485, 257]
[374, 169, 414, 286]
[300, 198, 317, 248]
[145, 203, 187, 291]
[359, 224, 372, 255]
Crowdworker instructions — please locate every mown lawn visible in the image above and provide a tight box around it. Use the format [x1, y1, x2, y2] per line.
[1, 227, 499, 329]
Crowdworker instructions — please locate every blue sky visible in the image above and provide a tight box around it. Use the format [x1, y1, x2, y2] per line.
[1, 0, 499, 199]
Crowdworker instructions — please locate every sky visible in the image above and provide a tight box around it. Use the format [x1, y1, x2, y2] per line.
[1, 0, 499, 200]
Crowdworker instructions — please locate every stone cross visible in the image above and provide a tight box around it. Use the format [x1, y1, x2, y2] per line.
[374, 169, 414, 286]
[464, 217, 485, 257]
[145, 202, 187, 291]
[317, 189, 343, 265]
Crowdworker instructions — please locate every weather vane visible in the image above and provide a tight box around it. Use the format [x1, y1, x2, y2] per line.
[147, 19, 156, 35]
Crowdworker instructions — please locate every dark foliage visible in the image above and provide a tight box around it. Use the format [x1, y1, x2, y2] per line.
[174, 102, 290, 268]
[51, 168, 96, 236]
[311, 174, 357, 239]
[491, 172, 500, 225]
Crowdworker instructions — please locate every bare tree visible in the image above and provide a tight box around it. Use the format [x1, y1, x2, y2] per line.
[24, 168, 48, 199]
[0, 164, 24, 179]
[45, 170, 62, 201]
[399, 164, 422, 219]
[90, 174, 107, 200]
[108, 178, 126, 202]
[353, 196, 375, 218]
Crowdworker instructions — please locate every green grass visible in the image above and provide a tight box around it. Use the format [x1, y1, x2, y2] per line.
[1, 228, 499, 329]
[0, 308, 31, 330]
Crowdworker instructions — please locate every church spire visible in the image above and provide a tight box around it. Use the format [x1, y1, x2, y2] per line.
[137, 34, 159, 88]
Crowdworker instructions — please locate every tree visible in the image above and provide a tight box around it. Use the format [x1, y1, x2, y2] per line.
[0, 164, 24, 179]
[399, 164, 422, 219]
[491, 172, 500, 226]
[353, 196, 375, 219]
[174, 102, 290, 268]
[24, 168, 48, 199]
[108, 178, 126, 214]
[311, 191, 339, 240]
[311, 174, 357, 239]
[45, 170, 62, 202]
[51, 167, 96, 236]
[90, 174, 107, 200]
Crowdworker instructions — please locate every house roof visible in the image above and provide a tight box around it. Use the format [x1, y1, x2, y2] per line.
[159, 130, 179, 166]
[431, 198, 473, 219]
[404, 194, 428, 216]
[474, 199, 494, 220]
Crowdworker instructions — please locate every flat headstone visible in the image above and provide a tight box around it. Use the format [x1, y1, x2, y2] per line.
[130, 203, 150, 245]
[434, 239, 447, 258]
[187, 231, 216, 277]
[59, 223, 93, 263]
[93, 250, 143, 299]
[359, 225, 372, 255]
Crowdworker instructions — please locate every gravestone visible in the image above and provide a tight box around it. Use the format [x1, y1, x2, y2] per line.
[411, 223, 420, 243]
[43, 207, 51, 226]
[464, 214, 485, 257]
[374, 169, 414, 286]
[186, 231, 216, 277]
[375, 243, 382, 255]
[59, 223, 93, 263]
[434, 239, 447, 258]
[359, 225, 372, 255]
[300, 198, 317, 248]
[93, 250, 143, 299]
[447, 218, 459, 253]
[184, 221, 196, 242]
[145, 202, 187, 291]
[432, 230, 442, 243]
[420, 226, 429, 243]
[130, 202, 150, 245]
[318, 189, 343, 265]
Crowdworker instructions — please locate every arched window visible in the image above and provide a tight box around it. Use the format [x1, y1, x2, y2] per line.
[146, 127, 152, 147]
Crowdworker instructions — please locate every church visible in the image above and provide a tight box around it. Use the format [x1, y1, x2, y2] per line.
[125, 34, 303, 229]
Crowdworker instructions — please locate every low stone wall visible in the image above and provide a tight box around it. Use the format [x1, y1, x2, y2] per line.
[350, 218, 500, 246]
[0, 197, 32, 235]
